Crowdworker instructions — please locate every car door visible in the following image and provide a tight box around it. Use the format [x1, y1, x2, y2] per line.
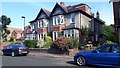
[2, 45, 11, 54]
[112, 45, 120, 66]
[90, 45, 118, 65]
[8, 45, 13, 54]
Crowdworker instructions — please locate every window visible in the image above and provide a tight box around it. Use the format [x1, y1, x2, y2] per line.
[71, 13, 75, 23]
[54, 32, 56, 40]
[113, 45, 120, 53]
[96, 45, 112, 52]
[43, 19, 47, 27]
[53, 17, 57, 25]
[41, 20, 44, 27]
[53, 15, 64, 25]
[13, 33, 16, 37]
[41, 34, 43, 39]
[57, 16, 60, 25]
[60, 15, 64, 24]
[39, 21, 41, 28]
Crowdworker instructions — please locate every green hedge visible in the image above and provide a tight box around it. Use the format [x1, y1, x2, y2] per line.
[24, 40, 38, 48]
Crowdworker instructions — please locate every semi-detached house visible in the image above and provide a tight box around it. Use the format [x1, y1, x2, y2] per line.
[25, 2, 105, 44]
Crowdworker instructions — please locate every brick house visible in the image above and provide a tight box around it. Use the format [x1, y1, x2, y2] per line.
[11, 30, 22, 41]
[113, 2, 120, 43]
[7, 27, 22, 41]
[26, 2, 105, 44]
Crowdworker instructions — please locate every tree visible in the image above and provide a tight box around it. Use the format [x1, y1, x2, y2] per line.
[80, 26, 88, 44]
[0, 15, 11, 38]
[102, 25, 116, 43]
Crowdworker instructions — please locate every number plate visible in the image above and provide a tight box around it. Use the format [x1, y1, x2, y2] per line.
[23, 51, 27, 53]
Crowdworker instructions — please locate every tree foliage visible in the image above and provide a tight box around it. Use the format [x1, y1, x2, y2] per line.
[43, 36, 53, 48]
[24, 40, 38, 48]
[67, 37, 79, 49]
[0, 15, 11, 38]
[102, 25, 116, 43]
[80, 26, 88, 44]
[53, 36, 68, 51]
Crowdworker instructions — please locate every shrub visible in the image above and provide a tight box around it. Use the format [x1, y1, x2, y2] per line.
[53, 36, 68, 51]
[67, 37, 79, 49]
[24, 40, 38, 48]
[43, 36, 53, 48]
[105, 40, 115, 44]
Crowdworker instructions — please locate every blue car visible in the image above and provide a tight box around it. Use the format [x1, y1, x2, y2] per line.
[2, 44, 29, 57]
[74, 44, 120, 67]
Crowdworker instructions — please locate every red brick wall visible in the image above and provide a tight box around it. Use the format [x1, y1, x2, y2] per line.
[37, 28, 47, 33]
[79, 5, 91, 15]
[52, 26, 65, 31]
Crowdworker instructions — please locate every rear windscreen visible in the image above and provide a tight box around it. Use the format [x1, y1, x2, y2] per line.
[12, 44, 25, 48]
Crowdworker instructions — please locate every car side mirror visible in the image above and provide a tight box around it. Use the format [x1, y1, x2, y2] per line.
[92, 50, 99, 53]
[113, 51, 117, 53]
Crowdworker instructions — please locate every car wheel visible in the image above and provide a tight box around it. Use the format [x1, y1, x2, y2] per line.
[11, 52, 15, 57]
[76, 56, 86, 66]
[1, 51, 4, 56]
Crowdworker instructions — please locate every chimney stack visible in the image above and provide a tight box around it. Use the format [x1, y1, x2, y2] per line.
[60, 2, 65, 6]
[96, 11, 100, 19]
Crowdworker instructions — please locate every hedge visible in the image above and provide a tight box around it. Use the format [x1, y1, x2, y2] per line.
[24, 40, 38, 48]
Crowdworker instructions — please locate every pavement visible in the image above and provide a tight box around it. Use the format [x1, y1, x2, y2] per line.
[28, 52, 73, 59]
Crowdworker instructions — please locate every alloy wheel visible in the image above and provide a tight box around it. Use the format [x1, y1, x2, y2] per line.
[76, 56, 86, 66]
[11, 52, 15, 57]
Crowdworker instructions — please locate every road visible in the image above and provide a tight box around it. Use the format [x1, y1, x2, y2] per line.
[1, 55, 94, 68]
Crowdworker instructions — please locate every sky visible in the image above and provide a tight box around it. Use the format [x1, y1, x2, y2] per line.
[1, 1, 114, 30]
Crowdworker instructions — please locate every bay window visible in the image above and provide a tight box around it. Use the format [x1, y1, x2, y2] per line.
[53, 15, 64, 25]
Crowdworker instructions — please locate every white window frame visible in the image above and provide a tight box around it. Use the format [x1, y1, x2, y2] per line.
[60, 15, 64, 24]
[43, 19, 47, 27]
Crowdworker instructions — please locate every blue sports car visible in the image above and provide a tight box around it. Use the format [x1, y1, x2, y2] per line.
[74, 44, 120, 67]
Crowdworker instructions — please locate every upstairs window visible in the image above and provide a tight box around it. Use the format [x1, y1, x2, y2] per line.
[43, 19, 47, 27]
[53, 17, 57, 25]
[58, 16, 60, 25]
[60, 15, 64, 24]
[71, 13, 75, 23]
[53, 15, 64, 25]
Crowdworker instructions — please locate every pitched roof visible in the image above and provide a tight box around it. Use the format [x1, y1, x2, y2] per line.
[42, 8, 51, 17]
[29, 8, 51, 23]
[7, 27, 22, 38]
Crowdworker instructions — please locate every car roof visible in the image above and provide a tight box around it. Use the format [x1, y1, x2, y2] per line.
[103, 44, 120, 46]
[6, 44, 24, 47]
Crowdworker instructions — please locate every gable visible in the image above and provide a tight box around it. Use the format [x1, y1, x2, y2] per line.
[50, 3, 67, 16]
[38, 11, 48, 19]
[36, 9, 49, 20]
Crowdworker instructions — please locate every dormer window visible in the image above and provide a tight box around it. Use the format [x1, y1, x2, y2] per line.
[70, 13, 75, 23]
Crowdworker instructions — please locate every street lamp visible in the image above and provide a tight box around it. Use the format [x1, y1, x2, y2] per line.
[21, 16, 25, 41]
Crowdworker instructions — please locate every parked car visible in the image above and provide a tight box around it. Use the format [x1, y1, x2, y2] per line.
[2, 44, 29, 57]
[74, 44, 120, 67]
